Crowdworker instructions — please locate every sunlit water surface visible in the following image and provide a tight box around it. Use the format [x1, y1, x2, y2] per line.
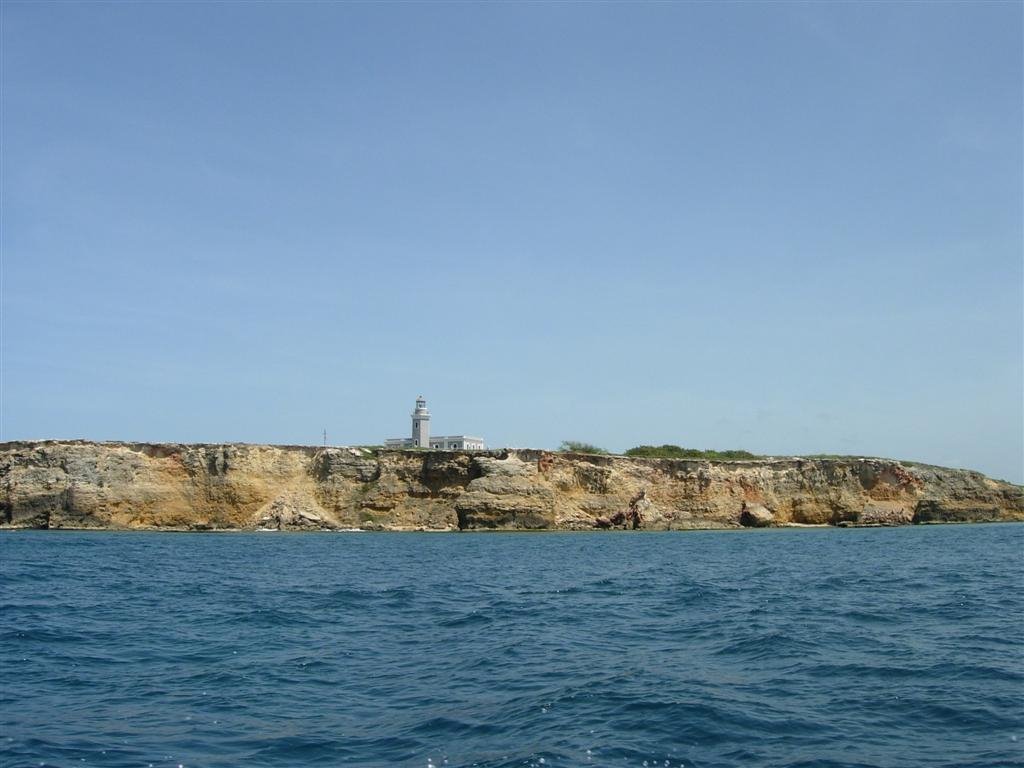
[1, 525, 1022, 768]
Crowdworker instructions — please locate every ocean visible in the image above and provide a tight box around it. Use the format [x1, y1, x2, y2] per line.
[1, 525, 1021, 768]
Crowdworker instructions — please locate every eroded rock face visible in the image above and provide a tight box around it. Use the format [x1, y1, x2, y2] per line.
[455, 454, 555, 529]
[739, 502, 775, 528]
[0, 441, 1021, 531]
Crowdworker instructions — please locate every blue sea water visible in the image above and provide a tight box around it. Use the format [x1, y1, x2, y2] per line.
[1, 525, 1022, 768]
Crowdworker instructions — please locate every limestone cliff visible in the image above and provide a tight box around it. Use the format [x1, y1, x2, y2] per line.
[1, 441, 1021, 531]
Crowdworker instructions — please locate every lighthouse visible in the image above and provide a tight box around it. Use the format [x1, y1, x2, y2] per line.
[411, 395, 431, 448]
[384, 396, 484, 450]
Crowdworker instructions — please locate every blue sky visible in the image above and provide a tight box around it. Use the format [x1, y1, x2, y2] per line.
[3, 2, 1022, 482]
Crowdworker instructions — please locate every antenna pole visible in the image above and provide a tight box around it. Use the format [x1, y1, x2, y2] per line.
[323, 429, 327, 447]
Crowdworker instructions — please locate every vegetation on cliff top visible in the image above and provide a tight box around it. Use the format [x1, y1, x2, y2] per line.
[559, 442, 760, 460]
[558, 441, 610, 455]
[624, 445, 760, 460]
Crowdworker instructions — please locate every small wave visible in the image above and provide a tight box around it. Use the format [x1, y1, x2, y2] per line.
[437, 611, 493, 628]
[712, 631, 820, 662]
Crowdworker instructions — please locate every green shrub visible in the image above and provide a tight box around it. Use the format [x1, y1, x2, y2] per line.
[558, 441, 609, 455]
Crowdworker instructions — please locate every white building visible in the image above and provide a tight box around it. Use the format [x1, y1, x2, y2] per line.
[385, 396, 485, 450]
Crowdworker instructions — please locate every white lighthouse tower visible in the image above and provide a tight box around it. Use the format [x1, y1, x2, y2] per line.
[385, 396, 483, 450]
[411, 395, 431, 448]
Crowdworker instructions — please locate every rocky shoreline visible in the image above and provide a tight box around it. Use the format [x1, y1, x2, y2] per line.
[1, 441, 1021, 531]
